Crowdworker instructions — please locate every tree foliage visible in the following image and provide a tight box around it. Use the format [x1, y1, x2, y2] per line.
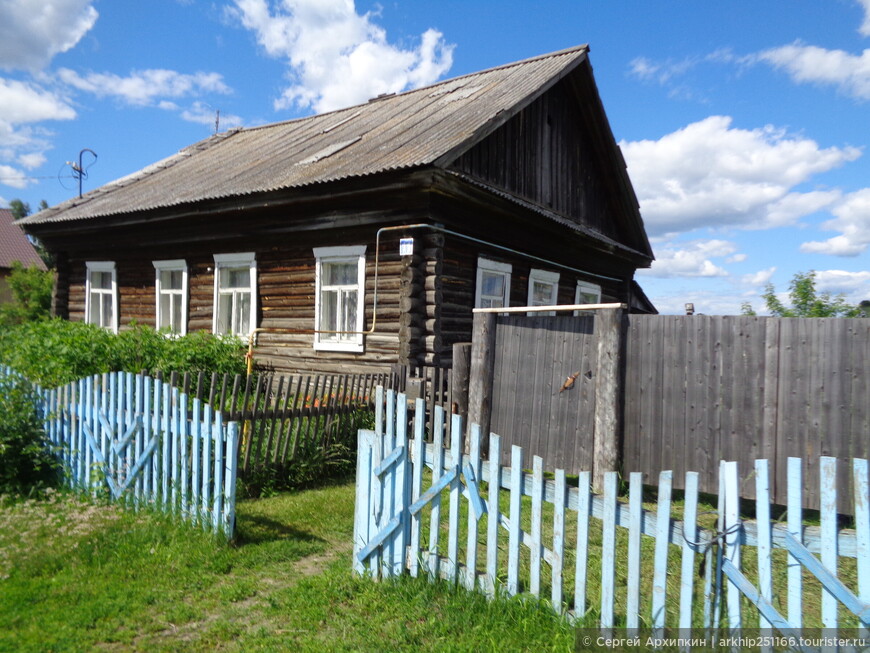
[742, 271, 868, 317]
[0, 262, 53, 327]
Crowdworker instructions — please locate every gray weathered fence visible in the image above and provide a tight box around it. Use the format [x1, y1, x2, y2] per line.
[473, 311, 869, 510]
[153, 370, 394, 476]
[622, 315, 870, 511]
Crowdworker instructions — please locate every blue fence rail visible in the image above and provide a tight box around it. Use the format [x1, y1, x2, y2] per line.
[2, 365, 239, 538]
[354, 387, 870, 636]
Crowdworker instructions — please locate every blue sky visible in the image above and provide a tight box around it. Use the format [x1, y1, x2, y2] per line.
[1, 0, 869, 315]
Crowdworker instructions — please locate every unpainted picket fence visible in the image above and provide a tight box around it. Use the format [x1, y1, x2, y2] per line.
[2, 366, 240, 538]
[353, 387, 870, 636]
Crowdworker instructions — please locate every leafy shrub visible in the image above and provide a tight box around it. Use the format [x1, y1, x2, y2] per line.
[0, 319, 246, 387]
[0, 374, 59, 495]
[0, 262, 53, 327]
[0, 320, 114, 386]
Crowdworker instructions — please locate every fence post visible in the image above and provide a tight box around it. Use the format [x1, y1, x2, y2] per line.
[593, 306, 623, 491]
[452, 342, 471, 423]
[469, 312, 496, 458]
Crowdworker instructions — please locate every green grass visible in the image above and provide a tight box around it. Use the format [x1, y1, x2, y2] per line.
[0, 482, 575, 652]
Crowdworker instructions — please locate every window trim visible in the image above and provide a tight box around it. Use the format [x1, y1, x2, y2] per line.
[574, 280, 602, 315]
[313, 245, 366, 353]
[212, 252, 257, 337]
[475, 257, 512, 309]
[85, 261, 119, 333]
[153, 259, 188, 336]
[527, 268, 560, 315]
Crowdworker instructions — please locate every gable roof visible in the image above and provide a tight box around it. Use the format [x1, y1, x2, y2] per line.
[0, 208, 46, 270]
[19, 44, 646, 260]
[21, 46, 596, 225]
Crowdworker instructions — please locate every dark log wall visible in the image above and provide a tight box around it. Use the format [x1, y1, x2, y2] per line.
[451, 77, 624, 244]
[435, 233, 628, 365]
[61, 229, 416, 375]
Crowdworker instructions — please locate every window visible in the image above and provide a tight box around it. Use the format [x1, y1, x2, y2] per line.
[314, 246, 366, 352]
[213, 253, 257, 337]
[527, 268, 560, 315]
[574, 281, 602, 315]
[153, 259, 188, 335]
[475, 258, 511, 309]
[85, 261, 118, 333]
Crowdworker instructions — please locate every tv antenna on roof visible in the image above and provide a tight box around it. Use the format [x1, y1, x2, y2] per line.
[66, 148, 97, 198]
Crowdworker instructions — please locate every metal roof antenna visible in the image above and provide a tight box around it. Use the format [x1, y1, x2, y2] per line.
[68, 148, 97, 198]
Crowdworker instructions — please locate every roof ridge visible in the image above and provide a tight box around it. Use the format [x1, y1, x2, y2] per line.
[232, 44, 590, 136]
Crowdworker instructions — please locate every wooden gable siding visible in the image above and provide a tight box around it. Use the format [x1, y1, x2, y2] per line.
[450, 76, 622, 242]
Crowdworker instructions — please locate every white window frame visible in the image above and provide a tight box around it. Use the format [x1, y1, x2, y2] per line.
[527, 268, 560, 315]
[153, 259, 188, 336]
[212, 252, 257, 337]
[313, 245, 366, 353]
[574, 280, 602, 315]
[475, 257, 512, 309]
[85, 261, 118, 333]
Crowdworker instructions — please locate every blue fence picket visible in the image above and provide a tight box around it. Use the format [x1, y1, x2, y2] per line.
[0, 368, 240, 540]
[854, 458, 870, 638]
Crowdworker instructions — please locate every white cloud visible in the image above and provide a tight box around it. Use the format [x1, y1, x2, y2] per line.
[621, 116, 861, 235]
[228, 0, 454, 113]
[180, 102, 244, 130]
[755, 42, 870, 100]
[640, 239, 737, 278]
[801, 188, 870, 256]
[0, 78, 75, 188]
[741, 267, 776, 287]
[814, 269, 870, 297]
[0, 78, 75, 125]
[0, 0, 98, 71]
[859, 0, 870, 36]
[0, 163, 31, 189]
[17, 152, 45, 169]
[57, 68, 231, 107]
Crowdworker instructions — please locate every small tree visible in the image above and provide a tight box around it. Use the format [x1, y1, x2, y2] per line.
[742, 271, 867, 317]
[0, 262, 53, 327]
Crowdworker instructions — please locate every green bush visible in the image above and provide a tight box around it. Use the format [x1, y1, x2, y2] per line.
[0, 320, 246, 387]
[0, 374, 59, 495]
[0, 262, 53, 327]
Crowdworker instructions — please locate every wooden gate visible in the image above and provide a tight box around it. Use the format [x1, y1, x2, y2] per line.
[37, 370, 241, 538]
[489, 314, 598, 474]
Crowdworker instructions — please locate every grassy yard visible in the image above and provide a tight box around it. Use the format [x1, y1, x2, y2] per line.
[0, 481, 576, 652]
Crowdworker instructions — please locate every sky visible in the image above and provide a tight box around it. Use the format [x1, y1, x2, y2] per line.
[1, 0, 869, 315]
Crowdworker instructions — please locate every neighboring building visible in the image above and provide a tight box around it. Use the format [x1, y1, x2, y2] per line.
[18, 45, 655, 374]
[0, 208, 47, 304]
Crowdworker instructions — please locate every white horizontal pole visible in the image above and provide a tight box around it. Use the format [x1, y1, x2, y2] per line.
[472, 302, 626, 314]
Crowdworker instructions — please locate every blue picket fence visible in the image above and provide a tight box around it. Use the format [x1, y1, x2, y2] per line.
[2, 366, 240, 538]
[354, 387, 870, 636]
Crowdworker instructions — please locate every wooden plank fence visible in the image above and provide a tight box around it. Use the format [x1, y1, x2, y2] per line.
[2, 366, 239, 538]
[152, 370, 394, 475]
[354, 387, 870, 636]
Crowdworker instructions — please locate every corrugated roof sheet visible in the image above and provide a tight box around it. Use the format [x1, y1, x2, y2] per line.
[0, 208, 46, 269]
[20, 45, 589, 225]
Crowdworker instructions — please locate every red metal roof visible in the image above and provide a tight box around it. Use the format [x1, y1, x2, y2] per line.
[0, 208, 46, 270]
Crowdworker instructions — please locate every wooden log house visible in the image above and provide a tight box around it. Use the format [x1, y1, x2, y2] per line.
[19, 45, 655, 374]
